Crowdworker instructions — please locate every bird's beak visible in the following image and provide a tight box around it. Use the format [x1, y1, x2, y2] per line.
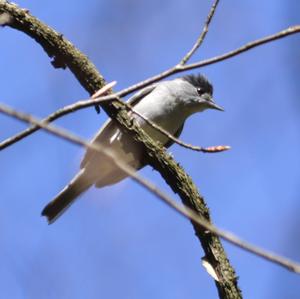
[200, 93, 224, 111]
[208, 99, 224, 111]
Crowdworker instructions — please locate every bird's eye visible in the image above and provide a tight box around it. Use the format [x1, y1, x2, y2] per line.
[197, 88, 205, 96]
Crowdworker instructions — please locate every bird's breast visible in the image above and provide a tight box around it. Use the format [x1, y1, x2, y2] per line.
[134, 106, 186, 146]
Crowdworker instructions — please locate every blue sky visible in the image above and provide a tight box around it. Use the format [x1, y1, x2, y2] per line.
[1, 1, 300, 298]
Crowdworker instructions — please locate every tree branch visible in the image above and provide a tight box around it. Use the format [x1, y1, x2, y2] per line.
[180, 25, 300, 71]
[0, 2, 242, 297]
[179, 0, 220, 65]
[2, 1, 299, 298]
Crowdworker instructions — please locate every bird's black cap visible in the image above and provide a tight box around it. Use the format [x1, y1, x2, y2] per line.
[183, 74, 213, 96]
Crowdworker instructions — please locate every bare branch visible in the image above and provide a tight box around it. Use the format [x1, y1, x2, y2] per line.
[0, 0, 242, 286]
[1, 102, 300, 274]
[116, 25, 300, 96]
[95, 26, 300, 104]
[91, 81, 117, 99]
[180, 25, 300, 71]
[128, 103, 230, 153]
[179, 0, 220, 65]
[2, 2, 300, 297]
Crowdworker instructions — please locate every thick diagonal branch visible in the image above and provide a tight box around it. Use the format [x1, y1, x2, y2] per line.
[0, 1, 241, 298]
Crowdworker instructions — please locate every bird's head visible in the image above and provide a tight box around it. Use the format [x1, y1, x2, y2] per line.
[178, 74, 224, 114]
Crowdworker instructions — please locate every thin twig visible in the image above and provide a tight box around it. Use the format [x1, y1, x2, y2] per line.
[123, 99, 230, 153]
[1, 102, 300, 274]
[91, 81, 117, 99]
[98, 26, 300, 104]
[179, 0, 220, 65]
[180, 25, 300, 71]
[1, 25, 299, 151]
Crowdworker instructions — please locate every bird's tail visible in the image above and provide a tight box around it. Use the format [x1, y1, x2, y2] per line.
[41, 169, 92, 224]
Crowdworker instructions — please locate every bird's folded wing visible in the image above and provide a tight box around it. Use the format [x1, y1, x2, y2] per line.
[80, 83, 158, 169]
[126, 83, 158, 106]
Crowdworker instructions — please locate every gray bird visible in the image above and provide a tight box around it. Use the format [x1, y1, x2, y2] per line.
[42, 74, 223, 223]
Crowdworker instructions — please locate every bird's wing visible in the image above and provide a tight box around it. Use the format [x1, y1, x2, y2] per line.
[80, 83, 158, 169]
[127, 83, 158, 106]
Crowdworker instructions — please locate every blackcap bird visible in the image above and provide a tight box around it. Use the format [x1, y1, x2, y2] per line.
[42, 74, 223, 223]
